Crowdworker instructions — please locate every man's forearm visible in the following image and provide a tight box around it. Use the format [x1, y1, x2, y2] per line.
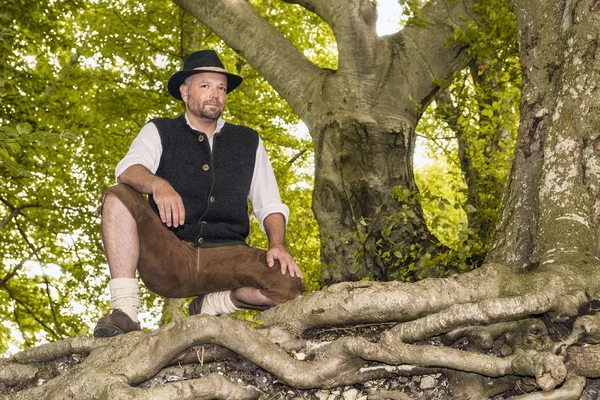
[117, 164, 168, 195]
[263, 213, 286, 248]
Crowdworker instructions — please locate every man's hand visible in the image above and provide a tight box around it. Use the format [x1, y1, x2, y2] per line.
[267, 244, 302, 278]
[152, 180, 185, 227]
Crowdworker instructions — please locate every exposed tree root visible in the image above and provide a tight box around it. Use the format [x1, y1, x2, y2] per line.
[2, 263, 600, 398]
[364, 388, 411, 399]
[511, 375, 587, 400]
[390, 293, 557, 342]
[0, 362, 38, 386]
[118, 374, 260, 400]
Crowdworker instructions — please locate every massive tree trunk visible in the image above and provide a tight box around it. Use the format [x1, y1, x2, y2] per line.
[487, 0, 600, 267]
[172, 0, 476, 282]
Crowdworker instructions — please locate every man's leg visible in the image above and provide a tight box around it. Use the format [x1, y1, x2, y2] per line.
[231, 287, 276, 310]
[94, 189, 142, 337]
[188, 245, 304, 316]
[100, 192, 140, 321]
[101, 191, 139, 279]
[95, 184, 198, 336]
[194, 288, 276, 316]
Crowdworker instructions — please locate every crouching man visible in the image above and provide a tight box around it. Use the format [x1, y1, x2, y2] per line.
[94, 50, 303, 337]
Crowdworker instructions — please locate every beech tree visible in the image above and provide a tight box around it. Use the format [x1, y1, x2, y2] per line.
[170, 0, 482, 283]
[3, 0, 600, 399]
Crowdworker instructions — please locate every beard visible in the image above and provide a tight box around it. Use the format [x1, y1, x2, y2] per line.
[188, 98, 223, 121]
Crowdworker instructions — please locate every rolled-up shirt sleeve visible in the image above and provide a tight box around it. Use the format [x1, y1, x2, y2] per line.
[115, 123, 162, 180]
[249, 138, 290, 232]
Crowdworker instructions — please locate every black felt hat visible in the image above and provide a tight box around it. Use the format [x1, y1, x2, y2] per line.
[167, 50, 243, 100]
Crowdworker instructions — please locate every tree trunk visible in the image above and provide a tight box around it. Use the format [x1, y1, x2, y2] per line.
[173, 0, 476, 282]
[488, 0, 600, 267]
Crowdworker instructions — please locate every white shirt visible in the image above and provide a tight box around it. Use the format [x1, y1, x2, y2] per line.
[115, 115, 289, 232]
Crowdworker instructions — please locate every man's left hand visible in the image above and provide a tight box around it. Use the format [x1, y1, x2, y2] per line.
[266, 245, 302, 278]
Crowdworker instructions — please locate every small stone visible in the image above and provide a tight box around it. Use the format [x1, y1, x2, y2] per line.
[316, 390, 330, 400]
[420, 375, 438, 389]
[36, 379, 46, 386]
[295, 352, 306, 361]
[357, 397, 368, 400]
[343, 388, 359, 400]
[327, 395, 337, 400]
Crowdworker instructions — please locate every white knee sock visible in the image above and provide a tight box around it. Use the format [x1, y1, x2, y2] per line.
[109, 278, 140, 322]
[201, 290, 242, 316]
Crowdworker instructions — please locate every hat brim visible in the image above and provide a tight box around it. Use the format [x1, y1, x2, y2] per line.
[167, 70, 243, 100]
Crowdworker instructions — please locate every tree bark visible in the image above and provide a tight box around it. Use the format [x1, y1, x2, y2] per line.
[488, 0, 600, 267]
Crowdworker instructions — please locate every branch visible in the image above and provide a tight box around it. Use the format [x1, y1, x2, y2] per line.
[389, 0, 475, 107]
[287, 149, 307, 164]
[283, 0, 381, 76]
[171, 0, 322, 120]
[5, 286, 60, 340]
[0, 253, 34, 288]
[0, 196, 42, 231]
[13, 221, 62, 334]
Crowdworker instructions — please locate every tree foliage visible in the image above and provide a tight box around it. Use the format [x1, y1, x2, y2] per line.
[0, 0, 321, 353]
[414, 0, 520, 269]
[3, 0, 600, 398]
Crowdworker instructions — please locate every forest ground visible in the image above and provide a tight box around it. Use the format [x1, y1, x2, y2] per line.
[2, 321, 600, 400]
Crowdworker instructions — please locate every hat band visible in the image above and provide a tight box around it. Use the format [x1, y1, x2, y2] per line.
[192, 66, 231, 74]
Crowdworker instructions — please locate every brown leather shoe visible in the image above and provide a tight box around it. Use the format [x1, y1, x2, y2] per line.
[93, 309, 141, 338]
[188, 295, 205, 316]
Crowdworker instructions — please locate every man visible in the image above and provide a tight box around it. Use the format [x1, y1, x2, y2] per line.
[93, 50, 304, 337]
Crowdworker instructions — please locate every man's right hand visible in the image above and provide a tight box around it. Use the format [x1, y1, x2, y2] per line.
[152, 180, 185, 227]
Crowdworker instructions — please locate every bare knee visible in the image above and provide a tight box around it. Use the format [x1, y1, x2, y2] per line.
[101, 185, 138, 216]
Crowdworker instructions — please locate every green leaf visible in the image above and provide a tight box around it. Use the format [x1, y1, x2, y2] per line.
[41, 134, 61, 146]
[21, 133, 43, 142]
[481, 109, 494, 118]
[0, 126, 18, 138]
[16, 122, 33, 136]
[5, 140, 21, 153]
[61, 129, 77, 140]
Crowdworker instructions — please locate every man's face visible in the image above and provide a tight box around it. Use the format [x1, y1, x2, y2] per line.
[180, 72, 228, 121]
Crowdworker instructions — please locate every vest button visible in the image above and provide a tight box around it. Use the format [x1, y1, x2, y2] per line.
[198, 237, 203, 243]
[202, 164, 209, 171]
[209, 196, 215, 203]
[198, 136, 204, 142]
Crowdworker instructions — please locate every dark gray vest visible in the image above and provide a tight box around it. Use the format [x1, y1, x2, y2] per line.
[148, 115, 259, 246]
